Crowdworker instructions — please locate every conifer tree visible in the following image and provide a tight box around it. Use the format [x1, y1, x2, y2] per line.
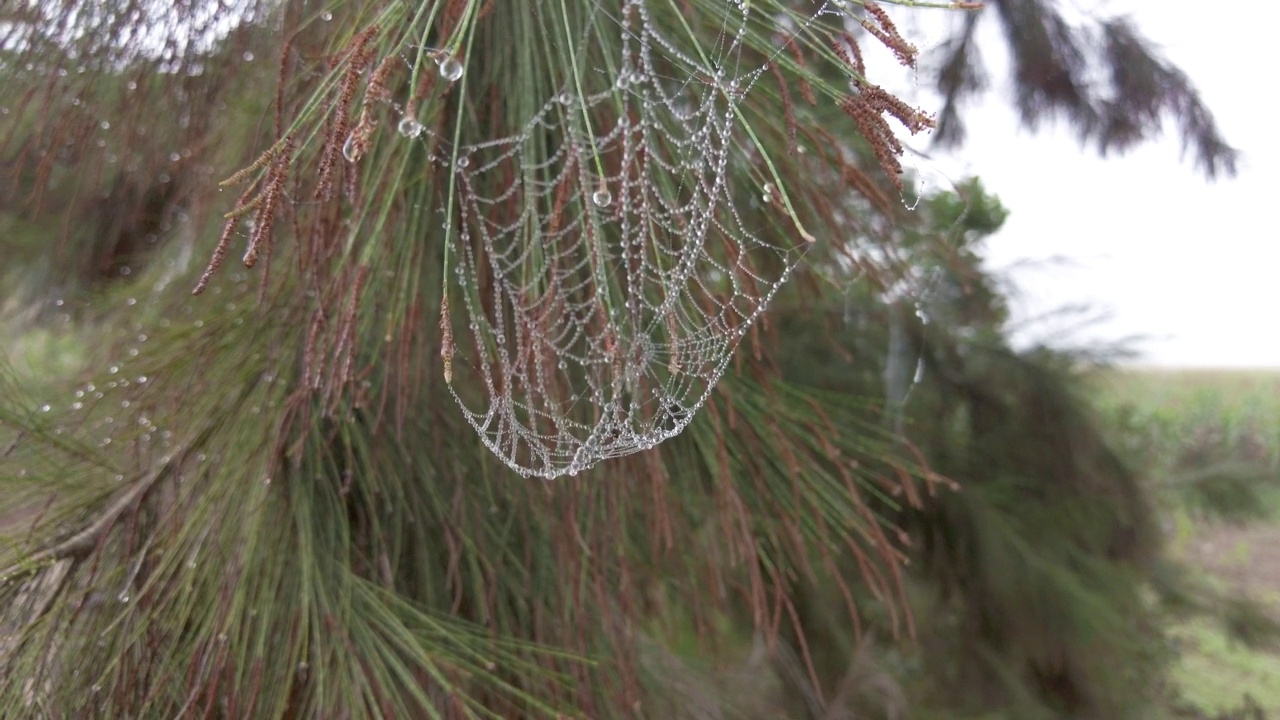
[0, 1, 1235, 717]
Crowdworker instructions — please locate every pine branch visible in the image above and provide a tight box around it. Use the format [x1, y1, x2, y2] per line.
[1, 410, 225, 582]
[0, 453, 179, 581]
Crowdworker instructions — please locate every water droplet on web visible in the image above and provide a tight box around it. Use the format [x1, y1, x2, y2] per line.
[426, 1, 794, 478]
[40, 404, 51, 412]
[438, 56, 464, 82]
[321, 11, 332, 21]
[900, 153, 954, 211]
[397, 117, 423, 138]
[456, 155, 470, 169]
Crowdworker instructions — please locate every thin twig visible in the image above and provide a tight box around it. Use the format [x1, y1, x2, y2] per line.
[0, 456, 181, 581]
[1, 431, 21, 459]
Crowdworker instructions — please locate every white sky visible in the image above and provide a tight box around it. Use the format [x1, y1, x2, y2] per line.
[882, 2, 1276, 368]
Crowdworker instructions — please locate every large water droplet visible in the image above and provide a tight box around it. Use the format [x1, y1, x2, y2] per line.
[438, 56, 464, 82]
[397, 116, 423, 138]
[592, 188, 612, 207]
[342, 132, 360, 162]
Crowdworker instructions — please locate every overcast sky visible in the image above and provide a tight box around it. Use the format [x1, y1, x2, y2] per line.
[882, 1, 1275, 368]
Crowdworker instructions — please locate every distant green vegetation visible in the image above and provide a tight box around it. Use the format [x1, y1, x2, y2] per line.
[1095, 368, 1280, 522]
[1094, 367, 1280, 719]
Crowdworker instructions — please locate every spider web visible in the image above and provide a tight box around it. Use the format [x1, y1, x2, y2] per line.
[433, 0, 806, 478]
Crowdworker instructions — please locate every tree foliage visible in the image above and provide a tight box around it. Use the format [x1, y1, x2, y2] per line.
[0, 1, 1234, 718]
[930, 0, 1239, 179]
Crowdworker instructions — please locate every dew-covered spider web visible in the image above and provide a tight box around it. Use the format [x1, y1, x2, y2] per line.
[429, 0, 811, 478]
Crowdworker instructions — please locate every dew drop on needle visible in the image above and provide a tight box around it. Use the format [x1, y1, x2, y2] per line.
[438, 56, 464, 82]
[342, 133, 360, 162]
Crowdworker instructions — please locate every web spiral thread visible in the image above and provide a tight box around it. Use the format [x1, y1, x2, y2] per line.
[436, 0, 803, 478]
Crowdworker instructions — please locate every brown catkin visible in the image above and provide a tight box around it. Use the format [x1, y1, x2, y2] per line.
[222, 193, 264, 220]
[193, 184, 255, 295]
[835, 33, 866, 78]
[860, 3, 917, 69]
[335, 265, 370, 386]
[219, 139, 283, 187]
[193, 218, 239, 295]
[315, 25, 379, 201]
[837, 75, 934, 192]
[364, 53, 398, 106]
[666, 311, 682, 375]
[345, 107, 376, 164]
[840, 94, 903, 190]
[771, 64, 799, 154]
[242, 137, 293, 268]
[440, 295, 455, 384]
[786, 39, 816, 106]
[303, 308, 327, 391]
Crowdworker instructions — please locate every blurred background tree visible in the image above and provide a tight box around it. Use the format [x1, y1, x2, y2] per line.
[0, 1, 1249, 718]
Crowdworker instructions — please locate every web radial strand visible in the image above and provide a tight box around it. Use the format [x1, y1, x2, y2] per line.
[443, 0, 801, 478]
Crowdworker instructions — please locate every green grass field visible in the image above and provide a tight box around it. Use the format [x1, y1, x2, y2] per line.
[1096, 367, 1280, 718]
